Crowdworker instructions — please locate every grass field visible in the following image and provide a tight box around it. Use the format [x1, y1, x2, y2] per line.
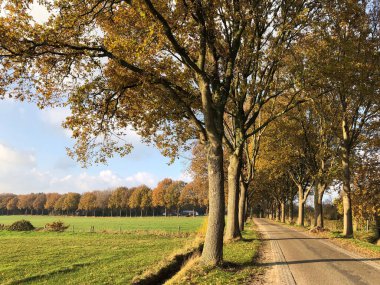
[0, 215, 205, 233]
[0, 216, 205, 284]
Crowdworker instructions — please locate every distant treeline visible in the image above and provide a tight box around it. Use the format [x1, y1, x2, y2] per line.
[0, 178, 208, 217]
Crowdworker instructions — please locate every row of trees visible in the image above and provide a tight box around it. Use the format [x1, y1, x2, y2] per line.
[0, 178, 208, 217]
[1, 0, 379, 264]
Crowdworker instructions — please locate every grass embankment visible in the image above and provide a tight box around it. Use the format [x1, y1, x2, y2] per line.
[167, 221, 262, 285]
[322, 230, 380, 257]
[0, 215, 204, 233]
[0, 216, 205, 285]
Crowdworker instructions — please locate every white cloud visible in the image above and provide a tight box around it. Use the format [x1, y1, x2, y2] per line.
[0, 144, 36, 173]
[0, 145, 158, 194]
[178, 171, 192, 182]
[39, 107, 72, 138]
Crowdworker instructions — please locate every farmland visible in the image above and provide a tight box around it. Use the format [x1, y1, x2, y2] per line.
[0, 216, 205, 284]
[0, 215, 205, 233]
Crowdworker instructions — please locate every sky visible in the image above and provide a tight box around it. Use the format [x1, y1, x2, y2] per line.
[0, 100, 191, 195]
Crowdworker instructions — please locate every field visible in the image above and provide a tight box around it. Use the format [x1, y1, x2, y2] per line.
[0, 215, 205, 233]
[0, 216, 205, 285]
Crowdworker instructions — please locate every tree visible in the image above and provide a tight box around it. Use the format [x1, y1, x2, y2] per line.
[152, 178, 173, 216]
[54, 194, 67, 214]
[33, 193, 47, 215]
[108, 187, 128, 216]
[139, 186, 152, 216]
[63, 193, 81, 214]
[78, 192, 97, 216]
[299, 0, 380, 236]
[94, 190, 111, 216]
[165, 181, 185, 216]
[0, 0, 304, 264]
[6, 196, 18, 215]
[129, 187, 142, 216]
[45, 193, 61, 214]
[0, 193, 15, 215]
[180, 182, 200, 215]
[17, 194, 37, 215]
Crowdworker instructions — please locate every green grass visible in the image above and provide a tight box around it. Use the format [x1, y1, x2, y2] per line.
[329, 231, 380, 254]
[0, 215, 204, 233]
[0, 231, 190, 285]
[171, 221, 262, 285]
[0, 216, 205, 284]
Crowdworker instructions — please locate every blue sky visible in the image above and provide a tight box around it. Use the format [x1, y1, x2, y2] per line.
[0, 100, 191, 194]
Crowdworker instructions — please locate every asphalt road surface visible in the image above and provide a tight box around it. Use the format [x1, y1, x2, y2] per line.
[254, 218, 380, 285]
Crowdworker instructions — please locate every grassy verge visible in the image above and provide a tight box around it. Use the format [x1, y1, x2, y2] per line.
[167, 221, 262, 285]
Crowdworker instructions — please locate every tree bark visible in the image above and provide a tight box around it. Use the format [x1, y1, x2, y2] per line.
[341, 142, 353, 236]
[201, 138, 225, 265]
[238, 181, 247, 232]
[314, 181, 326, 228]
[375, 214, 380, 240]
[225, 151, 242, 240]
[297, 185, 305, 226]
[288, 196, 294, 223]
[281, 201, 286, 223]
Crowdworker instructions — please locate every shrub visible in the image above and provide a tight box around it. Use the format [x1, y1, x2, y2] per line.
[8, 220, 35, 231]
[355, 231, 378, 244]
[45, 221, 69, 232]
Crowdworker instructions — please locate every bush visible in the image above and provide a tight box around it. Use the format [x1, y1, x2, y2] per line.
[355, 231, 378, 244]
[8, 220, 35, 231]
[45, 221, 69, 232]
[0, 224, 6, 230]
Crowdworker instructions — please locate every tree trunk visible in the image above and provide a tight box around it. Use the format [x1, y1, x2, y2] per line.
[375, 214, 380, 240]
[341, 141, 353, 236]
[314, 181, 326, 228]
[281, 201, 286, 223]
[225, 151, 242, 240]
[201, 138, 225, 265]
[288, 196, 294, 223]
[141, 209, 143, 217]
[238, 181, 247, 232]
[297, 185, 305, 226]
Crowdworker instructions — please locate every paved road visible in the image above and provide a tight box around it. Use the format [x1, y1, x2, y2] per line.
[254, 218, 380, 285]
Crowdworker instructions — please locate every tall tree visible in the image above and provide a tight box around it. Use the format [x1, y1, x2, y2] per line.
[78, 192, 97, 216]
[6, 196, 18, 215]
[299, 0, 380, 235]
[0, 0, 317, 264]
[45, 193, 61, 214]
[32, 193, 47, 215]
[165, 181, 185, 216]
[152, 178, 173, 216]
[63, 193, 81, 215]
